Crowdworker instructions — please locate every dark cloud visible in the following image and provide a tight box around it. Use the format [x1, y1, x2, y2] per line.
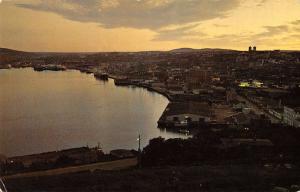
[17, 0, 240, 30]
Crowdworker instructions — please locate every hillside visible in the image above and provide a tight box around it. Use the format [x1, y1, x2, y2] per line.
[4, 165, 300, 192]
[0, 48, 29, 55]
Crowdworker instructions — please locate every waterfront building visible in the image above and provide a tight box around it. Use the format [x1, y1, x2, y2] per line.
[163, 102, 213, 127]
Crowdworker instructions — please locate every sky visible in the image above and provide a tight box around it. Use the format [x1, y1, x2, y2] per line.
[0, 0, 300, 52]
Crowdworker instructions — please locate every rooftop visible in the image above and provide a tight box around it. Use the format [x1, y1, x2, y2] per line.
[164, 102, 213, 117]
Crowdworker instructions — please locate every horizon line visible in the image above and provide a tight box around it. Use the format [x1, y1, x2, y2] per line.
[1, 47, 300, 53]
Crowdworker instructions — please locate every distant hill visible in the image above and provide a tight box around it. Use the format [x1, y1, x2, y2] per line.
[169, 48, 237, 53]
[0, 48, 28, 55]
[0, 48, 33, 66]
[0, 48, 36, 58]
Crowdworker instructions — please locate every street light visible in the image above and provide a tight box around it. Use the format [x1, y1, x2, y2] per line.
[137, 134, 141, 168]
[137, 134, 141, 152]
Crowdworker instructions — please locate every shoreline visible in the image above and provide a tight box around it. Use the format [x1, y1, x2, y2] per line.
[0, 67, 184, 158]
[107, 74, 172, 101]
[0, 67, 172, 101]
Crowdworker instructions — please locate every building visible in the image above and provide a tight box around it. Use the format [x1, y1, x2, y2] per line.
[226, 88, 237, 103]
[283, 106, 300, 127]
[248, 46, 257, 52]
[186, 69, 211, 89]
[162, 102, 213, 127]
[268, 108, 283, 121]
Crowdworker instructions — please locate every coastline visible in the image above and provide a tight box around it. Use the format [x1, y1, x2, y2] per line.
[0, 67, 171, 101]
[0, 67, 182, 157]
[107, 74, 172, 101]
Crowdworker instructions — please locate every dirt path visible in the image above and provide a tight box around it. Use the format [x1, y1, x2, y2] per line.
[1, 158, 137, 180]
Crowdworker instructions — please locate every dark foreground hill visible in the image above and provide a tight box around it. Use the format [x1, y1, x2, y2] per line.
[4, 164, 300, 192]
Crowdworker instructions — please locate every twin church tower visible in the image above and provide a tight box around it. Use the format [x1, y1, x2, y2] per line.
[248, 46, 257, 52]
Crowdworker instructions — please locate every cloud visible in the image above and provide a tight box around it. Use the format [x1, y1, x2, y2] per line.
[291, 20, 300, 25]
[17, 0, 240, 30]
[170, 23, 294, 49]
[153, 23, 206, 41]
[294, 27, 300, 32]
[214, 24, 229, 28]
[256, 0, 268, 6]
[288, 20, 300, 32]
[196, 33, 249, 44]
[253, 25, 289, 39]
[154, 24, 290, 44]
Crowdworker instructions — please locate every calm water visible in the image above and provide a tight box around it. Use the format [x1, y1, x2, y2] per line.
[0, 68, 184, 157]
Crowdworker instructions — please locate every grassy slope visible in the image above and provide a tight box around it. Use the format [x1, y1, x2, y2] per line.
[4, 165, 300, 192]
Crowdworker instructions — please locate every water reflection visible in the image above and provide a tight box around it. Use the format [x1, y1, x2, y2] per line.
[0, 68, 187, 157]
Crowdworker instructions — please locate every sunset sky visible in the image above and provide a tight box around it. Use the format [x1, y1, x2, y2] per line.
[0, 0, 300, 52]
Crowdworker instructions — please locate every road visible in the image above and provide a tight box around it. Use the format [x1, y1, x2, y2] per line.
[1, 157, 137, 180]
[236, 95, 280, 123]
